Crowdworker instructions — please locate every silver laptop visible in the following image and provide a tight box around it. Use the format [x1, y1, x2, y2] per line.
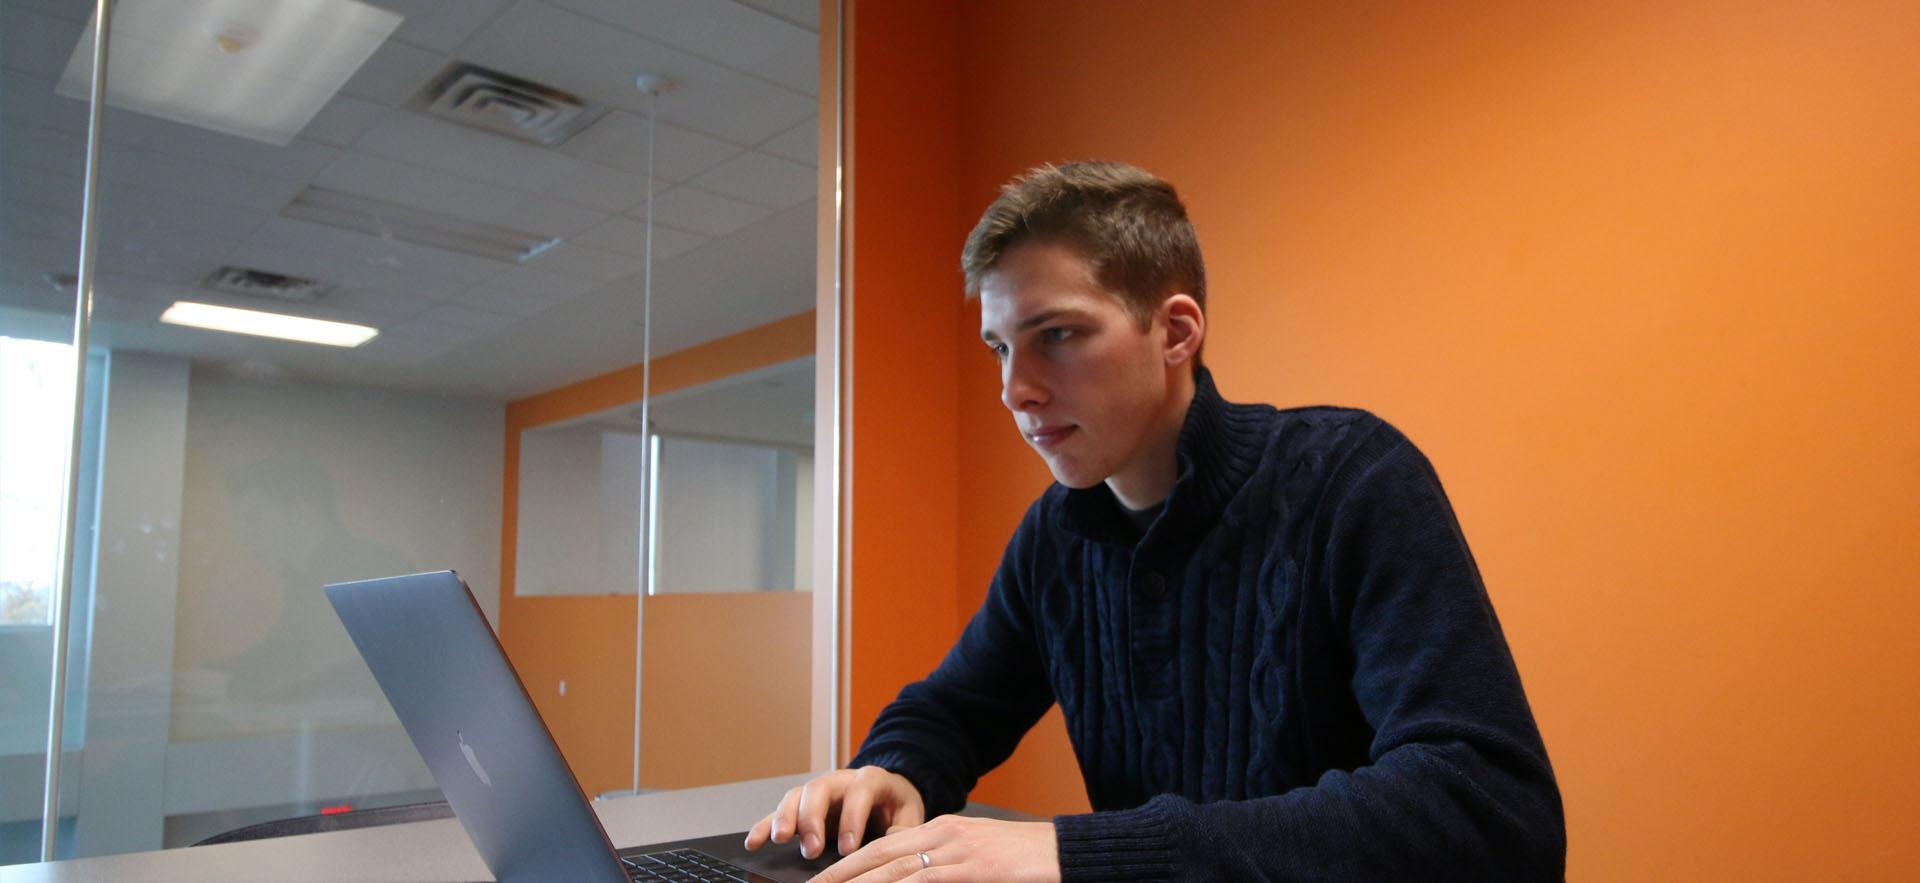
[326, 570, 829, 883]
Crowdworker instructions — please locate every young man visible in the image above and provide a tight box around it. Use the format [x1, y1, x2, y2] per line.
[744, 162, 1565, 881]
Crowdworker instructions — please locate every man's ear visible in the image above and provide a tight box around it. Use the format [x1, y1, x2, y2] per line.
[1161, 293, 1205, 368]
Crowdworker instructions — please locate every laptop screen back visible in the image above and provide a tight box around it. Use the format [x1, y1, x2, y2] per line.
[326, 570, 628, 883]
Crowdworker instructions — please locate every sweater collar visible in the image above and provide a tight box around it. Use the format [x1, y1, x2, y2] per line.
[1058, 368, 1263, 550]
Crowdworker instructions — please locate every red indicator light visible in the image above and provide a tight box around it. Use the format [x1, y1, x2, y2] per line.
[320, 804, 353, 815]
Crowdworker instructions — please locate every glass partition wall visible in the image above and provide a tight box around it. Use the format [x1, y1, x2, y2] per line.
[2, 0, 830, 862]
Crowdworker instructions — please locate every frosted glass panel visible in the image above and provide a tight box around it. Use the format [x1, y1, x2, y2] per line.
[654, 437, 811, 593]
[514, 424, 645, 596]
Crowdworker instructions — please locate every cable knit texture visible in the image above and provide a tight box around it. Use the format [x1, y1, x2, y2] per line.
[851, 370, 1565, 880]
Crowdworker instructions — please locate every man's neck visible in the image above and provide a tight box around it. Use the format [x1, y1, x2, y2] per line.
[1106, 369, 1198, 511]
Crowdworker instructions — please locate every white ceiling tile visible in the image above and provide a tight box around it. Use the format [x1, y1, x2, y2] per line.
[90, 249, 212, 286]
[415, 303, 520, 333]
[1, 7, 85, 80]
[99, 145, 308, 214]
[249, 216, 511, 285]
[355, 333, 460, 364]
[758, 117, 818, 166]
[355, 113, 652, 213]
[1, 163, 85, 218]
[4, 0, 90, 23]
[315, 152, 607, 237]
[647, 186, 773, 238]
[97, 189, 271, 244]
[97, 222, 236, 264]
[568, 216, 708, 261]
[557, 112, 742, 182]
[369, 0, 516, 54]
[547, 0, 819, 96]
[525, 242, 646, 283]
[0, 212, 71, 246]
[321, 286, 443, 320]
[0, 232, 80, 269]
[1, 70, 89, 136]
[449, 288, 547, 318]
[301, 94, 391, 147]
[92, 275, 204, 308]
[98, 108, 343, 180]
[689, 151, 815, 210]
[481, 264, 604, 304]
[2, 115, 90, 180]
[0, 276, 73, 315]
[383, 319, 483, 345]
[462, 2, 815, 146]
[735, 0, 819, 33]
[340, 38, 448, 105]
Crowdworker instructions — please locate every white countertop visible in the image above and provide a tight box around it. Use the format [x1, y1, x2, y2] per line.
[0, 773, 814, 883]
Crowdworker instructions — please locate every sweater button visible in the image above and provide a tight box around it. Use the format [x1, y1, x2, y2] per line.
[1139, 572, 1167, 599]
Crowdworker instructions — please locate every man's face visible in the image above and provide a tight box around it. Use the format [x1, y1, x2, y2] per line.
[979, 241, 1173, 491]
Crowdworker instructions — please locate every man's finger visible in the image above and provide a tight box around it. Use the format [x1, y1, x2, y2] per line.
[808, 827, 934, 883]
[794, 776, 844, 859]
[817, 845, 936, 883]
[890, 797, 926, 830]
[744, 813, 774, 851]
[836, 782, 877, 856]
[768, 786, 805, 845]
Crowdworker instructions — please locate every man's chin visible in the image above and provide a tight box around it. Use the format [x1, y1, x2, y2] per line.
[1044, 462, 1108, 490]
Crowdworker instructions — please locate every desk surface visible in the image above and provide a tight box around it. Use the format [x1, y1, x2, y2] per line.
[1, 774, 838, 883]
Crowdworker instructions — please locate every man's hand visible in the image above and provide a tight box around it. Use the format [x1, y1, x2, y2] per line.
[744, 767, 926, 860]
[807, 815, 1060, 883]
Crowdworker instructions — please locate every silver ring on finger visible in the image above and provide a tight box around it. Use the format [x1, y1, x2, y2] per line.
[916, 851, 932, 870]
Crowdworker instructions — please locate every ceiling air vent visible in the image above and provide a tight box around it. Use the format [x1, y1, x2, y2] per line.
[203, 266, 334, 303]
[412, 62, 600, 147]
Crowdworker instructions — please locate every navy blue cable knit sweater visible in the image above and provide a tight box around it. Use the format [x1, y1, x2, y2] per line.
[850, 370, 1565, 880]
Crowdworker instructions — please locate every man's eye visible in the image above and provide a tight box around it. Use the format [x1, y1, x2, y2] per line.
[988, 343, 1008, 359]
[1041, 327, 1074, 343]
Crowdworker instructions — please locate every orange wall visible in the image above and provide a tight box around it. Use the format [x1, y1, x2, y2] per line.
[841, 0, 968, 754]
[844, 0, 1920, 878]
[638, 592, 812, 789]
[500, 312, 815, 795]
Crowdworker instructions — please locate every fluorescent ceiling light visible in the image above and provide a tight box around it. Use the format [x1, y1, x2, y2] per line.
[58, 0, 403, 146]
[282, 186, 562, 263]
[161, 301, 378, 347]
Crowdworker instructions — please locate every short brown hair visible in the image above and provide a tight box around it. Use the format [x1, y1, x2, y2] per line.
[961, 161, 1205, 325]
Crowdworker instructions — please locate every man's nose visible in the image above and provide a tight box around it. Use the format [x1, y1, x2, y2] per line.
[1001, 352, 1046, 412]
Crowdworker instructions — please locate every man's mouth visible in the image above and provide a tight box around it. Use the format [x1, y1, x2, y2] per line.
[1025, 425, 1076, 449]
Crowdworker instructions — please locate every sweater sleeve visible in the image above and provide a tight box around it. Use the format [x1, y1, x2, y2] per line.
[848, 502, 1057, 817]
[1052, 430, 1565, 881]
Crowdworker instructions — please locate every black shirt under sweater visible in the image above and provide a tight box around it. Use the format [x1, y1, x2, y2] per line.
[851, 369, 1565, 881]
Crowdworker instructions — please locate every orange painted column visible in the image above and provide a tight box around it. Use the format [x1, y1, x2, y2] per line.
[839, 0, 968, 755]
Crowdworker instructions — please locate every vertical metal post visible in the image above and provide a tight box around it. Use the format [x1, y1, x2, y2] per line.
[42, 0, 113, 863]
[630, 84, 658, 796]
[829, 0, 849, 769]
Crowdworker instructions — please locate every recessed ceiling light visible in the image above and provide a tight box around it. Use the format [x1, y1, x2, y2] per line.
[281, 186, 561, 263]
[57, 0, 403, 146]
[161, 301, 378, 347]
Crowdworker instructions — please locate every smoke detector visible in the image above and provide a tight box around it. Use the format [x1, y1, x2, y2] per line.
[412, 62, 601, 147]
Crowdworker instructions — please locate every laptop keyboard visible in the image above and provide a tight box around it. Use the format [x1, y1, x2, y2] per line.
[622, 848, 756, 882]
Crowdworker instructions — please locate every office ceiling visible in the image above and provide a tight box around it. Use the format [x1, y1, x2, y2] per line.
[0, 0, 821, 401]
